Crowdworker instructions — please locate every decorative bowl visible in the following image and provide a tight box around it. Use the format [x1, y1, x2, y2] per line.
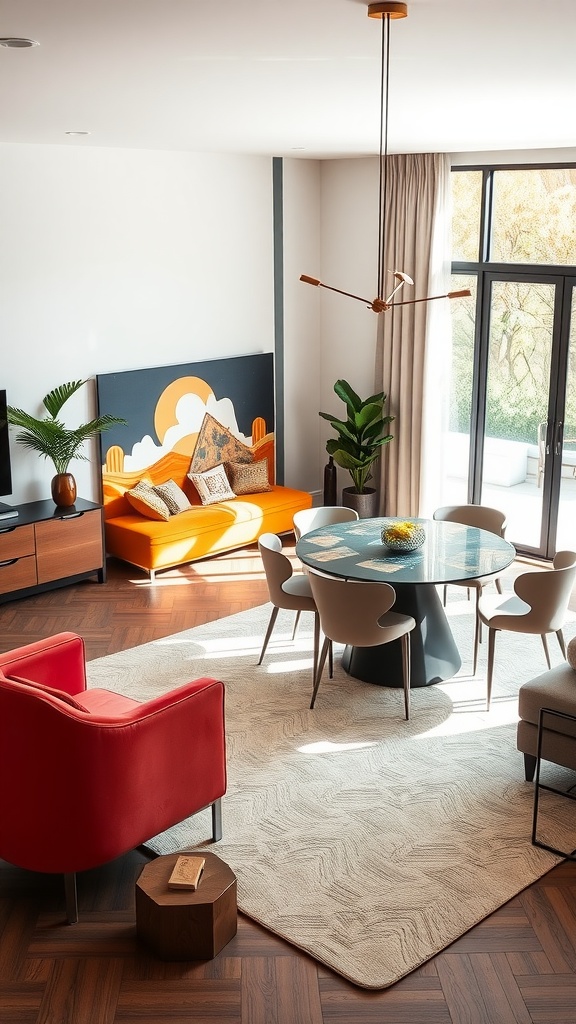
[381, 520, 426, 553]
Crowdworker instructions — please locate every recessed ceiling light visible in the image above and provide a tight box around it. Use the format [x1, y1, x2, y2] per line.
[0, 37, 39, 48]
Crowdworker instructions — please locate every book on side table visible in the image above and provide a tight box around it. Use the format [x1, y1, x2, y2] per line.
[167, 855, 206, 891]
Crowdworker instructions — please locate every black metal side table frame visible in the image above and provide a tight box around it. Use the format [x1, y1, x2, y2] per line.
[532, 706, 576, 859]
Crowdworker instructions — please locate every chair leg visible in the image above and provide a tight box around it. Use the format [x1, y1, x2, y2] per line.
[556, 629, 566, 659]
[257, 606, 279, 665]
[541, 633, 551, 670]
[495, 577, 503, 595]
[486, 628, 496, 711]
[64, 873, 78, 925]
[473, 592, 481, 675]
[442, 584, 448, 607]
[328, 639, 334, 679]
[523, 753, 537, 782]
[292, 610, 301, 641]
[312, 612, 320, 684]
[401, 633, 411, 721]
[310, 636, 330, 709]
[211, 798, 222, 842]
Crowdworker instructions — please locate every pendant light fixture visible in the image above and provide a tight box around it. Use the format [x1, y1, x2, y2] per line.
[300, 2, 470, 313]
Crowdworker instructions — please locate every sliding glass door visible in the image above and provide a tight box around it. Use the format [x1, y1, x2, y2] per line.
[477, 274, 575, 559]
[447, 165, 576, 559]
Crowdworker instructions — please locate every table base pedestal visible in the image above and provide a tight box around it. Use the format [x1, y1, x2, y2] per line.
[341, 582, 461, 688]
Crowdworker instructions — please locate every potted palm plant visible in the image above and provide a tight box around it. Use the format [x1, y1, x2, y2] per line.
[8, 380, 126, 507]
[319, 379, 394, 517]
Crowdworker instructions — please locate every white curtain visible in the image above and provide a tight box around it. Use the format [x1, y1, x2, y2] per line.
[375, 153, 452, 517]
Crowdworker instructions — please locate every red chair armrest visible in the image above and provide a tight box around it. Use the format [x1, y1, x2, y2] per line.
[0, 632, 87, 695]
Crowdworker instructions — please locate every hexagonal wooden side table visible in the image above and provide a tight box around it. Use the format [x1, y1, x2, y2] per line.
[135, 851, 237, 960]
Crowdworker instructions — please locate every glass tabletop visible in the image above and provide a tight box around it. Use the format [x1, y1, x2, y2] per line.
[295, 516, 515, 586]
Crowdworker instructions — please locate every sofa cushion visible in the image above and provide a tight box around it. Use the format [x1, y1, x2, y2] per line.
[188, 464, 236, 505]
[153, 479, 193, 514]
[227, 458, 272, 495]
[518, 663, 576, 734]
[7, 674, 88, 711]
[126, 481, 171, 521]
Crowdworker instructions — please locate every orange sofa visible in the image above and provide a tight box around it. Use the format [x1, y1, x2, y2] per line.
[102, 428, 312, 579]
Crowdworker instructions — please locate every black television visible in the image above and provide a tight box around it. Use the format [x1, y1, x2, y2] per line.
[0, 389, 18, 519]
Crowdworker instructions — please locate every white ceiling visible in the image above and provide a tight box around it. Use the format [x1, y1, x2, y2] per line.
[0, 0, 575, 160]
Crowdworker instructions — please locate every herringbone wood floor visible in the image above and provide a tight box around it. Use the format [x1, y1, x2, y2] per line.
[1, 547, 576, 1024]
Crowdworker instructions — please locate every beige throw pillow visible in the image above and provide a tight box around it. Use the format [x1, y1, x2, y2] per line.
[153, 479, 193, 515]
[226, 458, 272, 495]
[125, 481, 171, 521]
[188, 464, 236, 506]
[567, 635, 576, 670]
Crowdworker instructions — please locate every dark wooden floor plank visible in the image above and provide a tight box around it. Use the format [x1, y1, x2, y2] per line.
[115, 979, 241, 1024]
[436, 953, 494, 1023]
[0, 988, 42, 1024]
[472, 952, 532, 1024]
[319, 975, 452, 1024]
[274, 956, 324, 1024]
[521, 888, 576, 973]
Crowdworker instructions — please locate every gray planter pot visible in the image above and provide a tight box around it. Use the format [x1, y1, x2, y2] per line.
[341, 486, 378, 519]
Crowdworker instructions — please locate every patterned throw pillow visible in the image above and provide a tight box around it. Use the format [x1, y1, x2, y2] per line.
[188, 413, 253, 473]
[188, 464, 236, 506]
[226, 458, 272, 495]
[153, 479, 193, 515]
[125, 481, 171, 521]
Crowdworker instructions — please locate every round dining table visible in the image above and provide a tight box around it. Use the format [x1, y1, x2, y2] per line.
[295, 516, 516, 688]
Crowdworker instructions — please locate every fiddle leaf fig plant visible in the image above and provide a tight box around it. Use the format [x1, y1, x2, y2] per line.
[319, 378, 394, 494]
[8, 379, 126, 475]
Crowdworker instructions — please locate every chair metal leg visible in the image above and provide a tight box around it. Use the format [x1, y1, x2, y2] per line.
[211, 798, 222, 842]
[257, 605, 279, 665]
[495, 577, 503, 594]
[292, 610, 301, 641]
[541, 633, 551, 670]
[401, 634, 411, 721]
[473, 592, 481, 676]
[64, 873, 78, 924]
[442, 584, 448, 607]
[328, 639, 334, 679]
[556, 628, 566, 658]
[310, 636, 330, 709]
[312, 611, 320, 683]
[486, 628, 496, 711]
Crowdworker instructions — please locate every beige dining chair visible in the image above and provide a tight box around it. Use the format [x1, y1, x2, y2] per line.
[433, 504, 508, 674]
[293, 505, 359, 542]
[307, 569, 416, 717]
[478, 550, 576, 711]
[257, 533, 320, 682]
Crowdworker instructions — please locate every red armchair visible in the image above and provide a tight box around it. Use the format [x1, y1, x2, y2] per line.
[0, 632, 226, 922]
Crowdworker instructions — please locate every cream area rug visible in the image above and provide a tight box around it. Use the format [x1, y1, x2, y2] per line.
[86, 594, 576, 989]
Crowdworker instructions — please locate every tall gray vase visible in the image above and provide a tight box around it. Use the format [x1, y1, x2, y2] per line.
[342, 486, 378, 519]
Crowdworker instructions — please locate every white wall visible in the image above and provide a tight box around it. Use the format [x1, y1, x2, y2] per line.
[1, 143, 275, 504]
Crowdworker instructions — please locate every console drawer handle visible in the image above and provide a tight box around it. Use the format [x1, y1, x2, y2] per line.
[59, 511, 83, 520]
[0, 526, 17, 535]
[0, 558, 17, 568]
